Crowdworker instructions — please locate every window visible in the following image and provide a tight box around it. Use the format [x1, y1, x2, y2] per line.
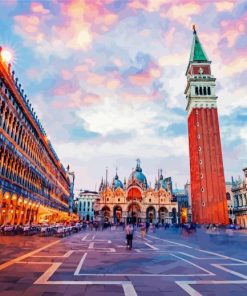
[203, 87, 207, 95]
[107, 198, 109, 201]
[195, 86, 199, 95]
[118, 198, 120, 202]
[226, 192, 231, 200]
[199, 87, 202, 95]
[149, 198, 151, 202]
[207, 87, 211, 95]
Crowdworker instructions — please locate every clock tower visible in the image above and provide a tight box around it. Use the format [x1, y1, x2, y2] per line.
[185, 26, 228, 224]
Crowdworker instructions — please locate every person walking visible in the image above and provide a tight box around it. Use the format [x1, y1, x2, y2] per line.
[140, 223, 146, 239]
[125, 224, 134, 250]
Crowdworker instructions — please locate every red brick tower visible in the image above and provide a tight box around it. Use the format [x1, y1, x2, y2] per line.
[185, 26, 228, 225]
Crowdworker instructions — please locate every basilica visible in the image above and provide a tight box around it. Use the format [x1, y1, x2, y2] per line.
[94, 160, 178, 224]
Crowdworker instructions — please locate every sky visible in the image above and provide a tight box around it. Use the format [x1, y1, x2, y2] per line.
[0, 0, 246, 194]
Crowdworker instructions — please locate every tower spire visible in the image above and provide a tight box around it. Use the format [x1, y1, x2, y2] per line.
[189, 25, 209, 64]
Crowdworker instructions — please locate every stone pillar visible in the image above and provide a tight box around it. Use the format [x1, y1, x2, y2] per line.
[22, 206, 28, 225]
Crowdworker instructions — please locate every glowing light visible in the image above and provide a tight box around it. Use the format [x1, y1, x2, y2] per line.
[1, 48, 13, 63]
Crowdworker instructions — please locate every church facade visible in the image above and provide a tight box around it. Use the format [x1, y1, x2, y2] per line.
[94, 160, 178, 224]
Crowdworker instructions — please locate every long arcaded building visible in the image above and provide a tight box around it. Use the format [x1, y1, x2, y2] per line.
[0, 47, 71, 225]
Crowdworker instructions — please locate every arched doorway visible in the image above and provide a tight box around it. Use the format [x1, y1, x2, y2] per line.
[102, 206, 111, 222]
[113, 206, 122, 223]
[158, 207, 169, 224]
[146, 206, 156, 223]
[127, 203, 141, 224]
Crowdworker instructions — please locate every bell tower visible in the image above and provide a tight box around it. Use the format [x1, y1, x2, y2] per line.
[185, 26, 228, 225]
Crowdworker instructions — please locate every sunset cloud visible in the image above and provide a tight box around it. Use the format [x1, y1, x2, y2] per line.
[1, 0, 246, 189]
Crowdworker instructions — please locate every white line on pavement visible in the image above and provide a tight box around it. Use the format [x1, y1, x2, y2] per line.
[0, 240, 60, 271]
[34, 261, 138, 296]
[144, 243, 159, 250]
[32, 250, 74, 258]
[175, 280, 247, 296]
[170, 254, 215, 275]
[88, 242, 94, 249]
[147, 234, 192, 248]
[211, 263, 247, 279]
[81, 234, 89, 241]
[74, 253, 88, 275]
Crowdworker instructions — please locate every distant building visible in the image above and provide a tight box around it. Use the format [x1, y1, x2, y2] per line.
[231, 168, 247, 228]
[94, 160, 178, 224]
[173, 188, 189, 223]
[77, 190, 99, 221]
[66, 167, 75, 214]
[226, 180, 235, 224]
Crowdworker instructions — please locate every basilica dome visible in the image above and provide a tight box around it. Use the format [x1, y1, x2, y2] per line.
[113, 173, 123, 189]
[128, 159, 148, 190]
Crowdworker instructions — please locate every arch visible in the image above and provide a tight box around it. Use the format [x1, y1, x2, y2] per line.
[102, 206, 111, 222]
[127, 202, 141, 224]
[127, 187, 142, 201]
[158, 207, 169, 224]
[239, 195, 243, 207]
[243, 194, 247, 206]
[113, 205, 122, 223]
[146, 206, 156, 223]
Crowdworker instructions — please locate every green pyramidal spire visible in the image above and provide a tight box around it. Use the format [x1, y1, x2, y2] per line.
[189, 25, 209, 62]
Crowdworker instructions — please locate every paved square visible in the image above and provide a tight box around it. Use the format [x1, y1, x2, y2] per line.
[1, 228, 247, 295]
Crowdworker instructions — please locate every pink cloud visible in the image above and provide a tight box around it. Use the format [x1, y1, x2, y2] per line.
[129, 71, 153, 86]
[220, 12, 247, 48]
[31, 2, 50, 14]
[53, 81, 78, 96]
[86, 73, 105, 85]
[215, 1, 235, 12]
[128, 63, 162, 87]
[123, 92, 155, 102]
